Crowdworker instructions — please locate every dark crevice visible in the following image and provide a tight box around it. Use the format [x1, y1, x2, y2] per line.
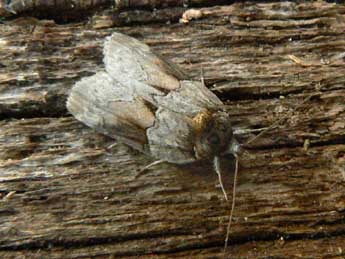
[0, 93, 69, 120]
[0, 230, 200, 251]
[217, 87, 303, 102]
[1, 222, 345, 256]
[243, 135, 345, 151]
[2, 1, 344, 25]
[0, 108, 69, 120]
[309, 136, 345, 148]
[0, 1, 230, 25]
[209, 80, 342, 102]
[116, 0, 232, 11]
[2, 5, 111, 24]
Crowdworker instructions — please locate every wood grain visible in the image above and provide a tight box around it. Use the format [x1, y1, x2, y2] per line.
[1, 1, 345, 258]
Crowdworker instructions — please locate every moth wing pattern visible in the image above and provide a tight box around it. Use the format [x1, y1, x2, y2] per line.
[104, 32, 187, 91]
[67, 71, 155, 152]
[68, 32, 226, 163]
[147, 108, 196, 164]
[155, 80, 223, 117]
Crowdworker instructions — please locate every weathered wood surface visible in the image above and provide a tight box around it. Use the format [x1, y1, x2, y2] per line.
[1, 1, 345, 258]
[0, 0, 226, 15]
[0, 0, 228, 23]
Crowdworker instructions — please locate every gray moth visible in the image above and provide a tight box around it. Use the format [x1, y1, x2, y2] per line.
[67, 32, 241, 166]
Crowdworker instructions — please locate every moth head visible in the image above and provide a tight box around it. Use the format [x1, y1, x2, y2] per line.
[193, 110, 241, 159]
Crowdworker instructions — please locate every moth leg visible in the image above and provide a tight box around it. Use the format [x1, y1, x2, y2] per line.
[135, 159, 167, 179]
[213, 156, 228, 201]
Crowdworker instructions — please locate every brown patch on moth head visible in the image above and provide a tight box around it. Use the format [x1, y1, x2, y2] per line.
[192, 109, 213, 135]
[192, 110, 234, 160]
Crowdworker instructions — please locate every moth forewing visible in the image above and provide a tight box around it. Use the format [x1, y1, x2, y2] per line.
[103, 32, 186, 91]
[147, 108, 196, 164]
[66, 71, 155, 152]
[154, 80, 223, 117]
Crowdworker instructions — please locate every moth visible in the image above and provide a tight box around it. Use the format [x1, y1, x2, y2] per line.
[67, 32, 241, 174]
[67, 32, 244, 249]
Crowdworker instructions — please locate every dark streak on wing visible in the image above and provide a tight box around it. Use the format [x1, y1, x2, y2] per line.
[67, 72, 155, 152]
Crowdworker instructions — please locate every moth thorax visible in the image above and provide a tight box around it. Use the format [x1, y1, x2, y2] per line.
[192, 110, 234, 159]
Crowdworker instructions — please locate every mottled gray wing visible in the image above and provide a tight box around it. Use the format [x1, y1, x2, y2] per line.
[104, 32, 223, 118]
[147, 108, 196, 164]
[67, 32, 224, 163]
[104, 32, 187, 91]
[67, 72, 155, 152]
[155, 80, 223, 117]
[67, 72, 197, 162]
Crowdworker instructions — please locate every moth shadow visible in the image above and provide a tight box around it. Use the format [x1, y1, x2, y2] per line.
[175, 155, 238, 192]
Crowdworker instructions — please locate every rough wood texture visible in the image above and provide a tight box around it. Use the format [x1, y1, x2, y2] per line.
[1, 1, 345, 258]
[0, 0, 107, 14]
[0, 0, 227, 22]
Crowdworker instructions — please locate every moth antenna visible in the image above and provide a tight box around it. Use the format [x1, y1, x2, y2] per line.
[244, 94, 313, 147]
[135, 159, 166, 179]
[224, 153, 239, 253]
[213, 156, 229, 201]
